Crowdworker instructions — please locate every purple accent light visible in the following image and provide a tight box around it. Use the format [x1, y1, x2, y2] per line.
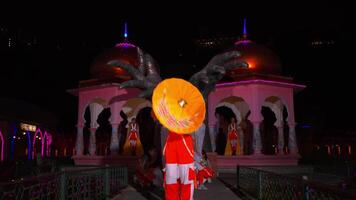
[115, 42, 136, 48]
[44, 131, 52, 156]
[235, 39, 252, 45]
[216, 79, 306, 89]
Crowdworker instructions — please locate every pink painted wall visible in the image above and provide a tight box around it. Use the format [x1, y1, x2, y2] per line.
[77, 86, 141, 125]
[208, 81, 297, 126]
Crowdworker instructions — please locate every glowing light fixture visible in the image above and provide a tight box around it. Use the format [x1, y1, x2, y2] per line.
[20, 123, 37, 132]
[124, 22, 128, 39]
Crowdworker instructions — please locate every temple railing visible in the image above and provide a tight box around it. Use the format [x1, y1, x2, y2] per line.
[0, 165, 128, 200]
[237, 166, 356, 200]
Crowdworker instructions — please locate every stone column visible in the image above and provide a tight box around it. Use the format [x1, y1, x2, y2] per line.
[194, 123, 206, 159]
[252, 121, 262, 155]
[237, 125, 244, 155]
[75, 124, 84, 156]
[208, 125, 216, 153]
[277, 125, 284, 155]
[89, 128, 97, 156]
[110, 123, 120, 155]
[288, 123, 298, 154]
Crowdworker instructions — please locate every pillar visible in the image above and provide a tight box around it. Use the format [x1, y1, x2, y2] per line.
[110, 123, 120, 155]
[194, 123, 206, 159]
[75, 124, 84, 156]
[288, 123, 298, 154]
[208, 125, 216, 153]
[252, 121, 262, 155]
[277, 124, 284, 155]
[237, 125, 244, 155]
[89, 128, 97, 156]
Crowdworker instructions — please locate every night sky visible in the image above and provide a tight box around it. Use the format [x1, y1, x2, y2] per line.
[0, 3, 355, 135]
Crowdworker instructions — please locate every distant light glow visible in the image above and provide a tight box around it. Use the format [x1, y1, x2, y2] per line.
[21, 123, 37, 132]
[301, 124, 312, 129]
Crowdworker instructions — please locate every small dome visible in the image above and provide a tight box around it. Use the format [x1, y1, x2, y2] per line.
[225, 39, 282, 77]
[90, 42, 140, 80]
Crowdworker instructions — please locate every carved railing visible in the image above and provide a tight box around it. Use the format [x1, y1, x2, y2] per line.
[0, 165, 128, 200]
[237, 166, 356, 200]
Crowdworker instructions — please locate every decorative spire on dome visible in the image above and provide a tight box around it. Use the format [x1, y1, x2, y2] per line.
[116, 22, 136, 48]
[243, 18, 247, 39]
[235, 18, 252, 45]
[124, 22, 128, 42]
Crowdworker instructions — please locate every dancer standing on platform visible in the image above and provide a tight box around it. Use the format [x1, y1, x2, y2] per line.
[225, 118, 242, 156]
[123, 118, 144, 156]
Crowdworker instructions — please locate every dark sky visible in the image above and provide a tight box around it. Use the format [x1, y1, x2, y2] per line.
[0, 2, 355, 134]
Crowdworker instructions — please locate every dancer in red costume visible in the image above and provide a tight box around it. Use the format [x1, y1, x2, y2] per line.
[163, 131, 195, 200]
[225, 118, 241, 156]
[128, 118, 139, 153]
[151, 109, 196, 200]
[123, 118, 144, 156]
[196, 151, 214, 190]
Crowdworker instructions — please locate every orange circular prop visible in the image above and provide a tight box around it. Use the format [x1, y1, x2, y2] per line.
[152, 78, 206, 134]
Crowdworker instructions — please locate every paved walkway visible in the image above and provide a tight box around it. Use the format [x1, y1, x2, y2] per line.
[194, 178, 241, 200]
[111, 186, 146, 200]
[112, 178, 241, 200]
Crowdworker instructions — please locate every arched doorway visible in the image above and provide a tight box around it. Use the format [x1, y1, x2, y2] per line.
[96, 108, 112, 155]
[214, 106, 236, 155]
[214, 96, 252, 155]
[136, 107, 156, 154]
[120, 98, 153, 154]
[260, 106, 277, 155]
[261, 96, 290, 155]
[33, 129, 44, 158]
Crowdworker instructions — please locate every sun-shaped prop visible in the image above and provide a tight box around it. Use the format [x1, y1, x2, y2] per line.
[152, 78, 206, 134]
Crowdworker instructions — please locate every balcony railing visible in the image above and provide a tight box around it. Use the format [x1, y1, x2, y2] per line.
[0, 165, 128, 200]
[237, 166, 356, 200]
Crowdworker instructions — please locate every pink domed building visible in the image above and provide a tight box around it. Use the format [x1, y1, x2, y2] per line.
[69, 26, 153, 166]
[206, 23, 306, 170]
[69, 23, 305, 170]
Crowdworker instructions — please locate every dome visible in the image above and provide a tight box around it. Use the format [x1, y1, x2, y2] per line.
[90, 42, 140, 80]
[225, 39, 282, 78]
